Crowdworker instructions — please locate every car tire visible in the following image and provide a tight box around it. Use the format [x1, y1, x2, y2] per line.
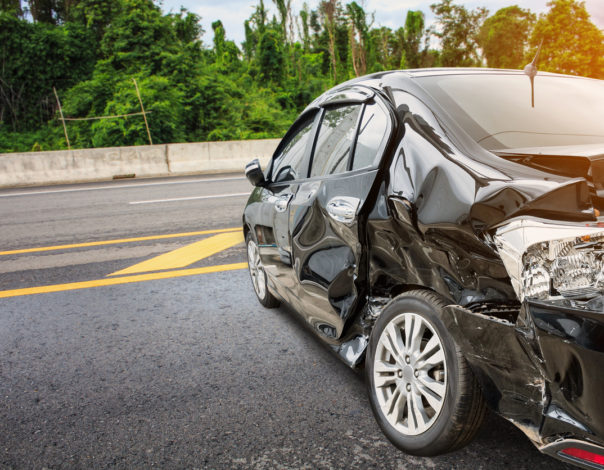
[365, 289, 486, 456]
[246, 232, 280, 308]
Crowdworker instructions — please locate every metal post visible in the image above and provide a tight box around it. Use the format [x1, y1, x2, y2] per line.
[132, 78, 153, 146]
[53, 87, 71, 150]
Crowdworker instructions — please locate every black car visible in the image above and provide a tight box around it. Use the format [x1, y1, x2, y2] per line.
[242, 68, 604, 468]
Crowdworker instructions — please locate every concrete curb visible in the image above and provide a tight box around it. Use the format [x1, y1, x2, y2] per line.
[0, 139, 280, 188]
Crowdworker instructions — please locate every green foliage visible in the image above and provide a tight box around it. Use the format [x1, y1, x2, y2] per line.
[100, 0, 176, 74]
[2, 0, 602, 153]
[430, 0, 488, 66]
[257, 29, 286, 84]
[90, 76, 184, 147]
[211, 19, 241, 74]
[169, 8, 203, 44]
[479, 6, 535, 69]
[28, 0, 60, 23]
[371, 27, 403, 71]
[404, 11, 425, 68]
[530, 0, 604, 78]
[0, 122, 65, 152]
[0, 0, 21, 15]
[69, 0, 124, 41]
[0, 12, 95, 131]
[346, 1, 371, 76]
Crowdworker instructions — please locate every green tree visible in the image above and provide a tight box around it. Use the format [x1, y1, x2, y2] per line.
[212, 20, 226, 63]
[370, 26, 403, 70]
[0, 0, 22, 15]
[256, 29, 285, 84]
[430, 0, 488, 66]
[320, 0, 339, 82]
[7, 0, 575, 154]
[479, 6, 534, 69]
[26, 0, 78, 23]
[68, 0, 123, 41]
[404, 10, 425, 68]
[346, 1, 371, 76]
[100, 0, 176, 74]
[272, 0, 292, 43]
[299, 4, 311, 52]
[169, 8, 203, 44]
[211, 20, 241, 73]
[90, 76, 185, 147]
[530, 0, 604, 78]
[28, 0, 56, 23]
[0, 12, 95, 131]
[242, 0, 268, 61]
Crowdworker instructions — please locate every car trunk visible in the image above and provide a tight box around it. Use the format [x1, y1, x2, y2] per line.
[495, 144, 604, 211]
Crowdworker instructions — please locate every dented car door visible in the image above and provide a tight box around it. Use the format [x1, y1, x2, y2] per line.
[286, 93, 393, 339]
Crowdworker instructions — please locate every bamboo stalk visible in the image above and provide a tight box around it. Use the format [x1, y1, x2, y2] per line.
[53, 87, 71, 150]
[62, 111, 152, 121]
[132, 78, 153, 146]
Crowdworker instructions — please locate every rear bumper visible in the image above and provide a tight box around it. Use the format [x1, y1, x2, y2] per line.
[443, 297, 604, 466]
[541, 439, 604, 469]
[528, 299, 604, 445]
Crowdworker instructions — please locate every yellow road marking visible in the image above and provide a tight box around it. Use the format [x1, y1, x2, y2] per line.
[0, 262, 248, 299]
[0, 227, 241, 256]
[109, 231, 245, 276]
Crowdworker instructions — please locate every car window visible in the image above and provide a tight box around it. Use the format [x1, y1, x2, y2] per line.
[417, 74, 604, 149]
[271, 114, 316, 183]
[310, 104, 362, 177]
[352, 102, 389, 170]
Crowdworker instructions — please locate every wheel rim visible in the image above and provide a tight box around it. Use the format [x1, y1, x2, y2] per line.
[373, 312, 447, 436]
[247, 239, 266, 300]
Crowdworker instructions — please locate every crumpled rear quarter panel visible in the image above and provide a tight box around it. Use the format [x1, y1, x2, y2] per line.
[362, 74, 604, 448]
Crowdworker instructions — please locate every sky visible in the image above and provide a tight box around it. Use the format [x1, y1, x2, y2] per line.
[158, 0, 604, 46]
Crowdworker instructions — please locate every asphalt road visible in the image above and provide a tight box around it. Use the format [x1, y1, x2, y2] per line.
[0, 175, 573, 469]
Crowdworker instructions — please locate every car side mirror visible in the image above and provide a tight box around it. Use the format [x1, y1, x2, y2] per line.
[245, 159, 266, 187]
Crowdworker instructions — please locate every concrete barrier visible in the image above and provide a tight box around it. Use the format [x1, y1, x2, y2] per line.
[167, 139, 278, 174]
[0, 138, 280, 188]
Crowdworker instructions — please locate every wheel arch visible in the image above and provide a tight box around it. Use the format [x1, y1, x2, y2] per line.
[355, 285, 462, 369]
[364, 288, 487, 455]
[383, 284, 453, 305]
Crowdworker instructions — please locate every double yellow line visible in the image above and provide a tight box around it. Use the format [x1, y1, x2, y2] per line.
[0, 228, 248, 299]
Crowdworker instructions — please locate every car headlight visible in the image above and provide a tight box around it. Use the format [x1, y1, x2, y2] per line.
[494, 218, 604, 301]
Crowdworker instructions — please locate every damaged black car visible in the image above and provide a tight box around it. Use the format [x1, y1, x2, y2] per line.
[242, 68, 604, 469]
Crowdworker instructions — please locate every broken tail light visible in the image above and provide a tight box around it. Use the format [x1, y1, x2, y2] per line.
[523, 235, 604, 300]
[494, 218, 604, 301]
[560, 447, 604, 467]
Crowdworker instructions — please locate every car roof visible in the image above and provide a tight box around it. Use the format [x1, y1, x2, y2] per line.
[329, 67, 593, 90]
[403, 67, 546, 77]
[305, 68, 570, 108]
[300, 68, 598, 129]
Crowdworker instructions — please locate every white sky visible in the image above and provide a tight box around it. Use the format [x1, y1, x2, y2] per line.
[158, 0, 604, 46]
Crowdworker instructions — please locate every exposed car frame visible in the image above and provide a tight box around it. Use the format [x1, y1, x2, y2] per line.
[243, 68, 604, 468]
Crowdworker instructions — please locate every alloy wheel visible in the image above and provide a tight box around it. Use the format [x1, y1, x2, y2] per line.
[247, 239, 266, 300]
[373, 312, 447, 436]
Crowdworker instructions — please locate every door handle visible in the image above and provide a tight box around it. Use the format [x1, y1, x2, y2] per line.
[274, 194, 293, 212]
[326, 197, 360, 224]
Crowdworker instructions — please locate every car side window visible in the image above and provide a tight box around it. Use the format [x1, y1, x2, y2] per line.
[352, 102, 389, 170]
[310, 104, 362, 177]
[271, 114, 316, 183]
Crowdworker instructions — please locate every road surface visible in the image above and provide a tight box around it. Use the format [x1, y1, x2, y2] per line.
[0, 175, 572, 469]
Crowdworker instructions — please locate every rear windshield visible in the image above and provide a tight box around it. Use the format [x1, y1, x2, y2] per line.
[416, 74, 604, 150]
